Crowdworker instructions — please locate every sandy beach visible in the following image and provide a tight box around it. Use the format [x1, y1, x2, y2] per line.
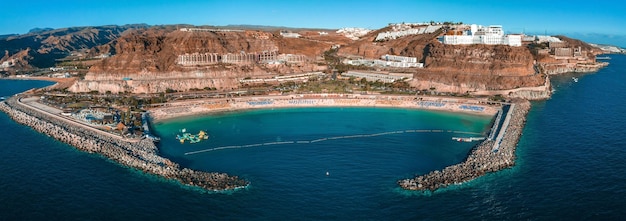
[148, 92, 522, 192]
[149, 94, 501, 122]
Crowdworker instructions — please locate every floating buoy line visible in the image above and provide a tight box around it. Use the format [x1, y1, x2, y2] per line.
[183, 129, 483, 155]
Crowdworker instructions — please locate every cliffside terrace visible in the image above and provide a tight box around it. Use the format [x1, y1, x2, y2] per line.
[177, 51, 308, 66]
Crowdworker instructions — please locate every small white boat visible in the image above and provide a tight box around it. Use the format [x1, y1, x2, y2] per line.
[326, 171, 330, 176]
[572, 77, 578, 83]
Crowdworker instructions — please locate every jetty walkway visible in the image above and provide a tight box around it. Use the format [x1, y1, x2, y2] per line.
[0, 96, 248, 192]
[398, 100, 530, 191]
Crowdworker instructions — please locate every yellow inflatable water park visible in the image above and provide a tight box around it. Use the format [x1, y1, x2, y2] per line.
[176, 128, 209, 144]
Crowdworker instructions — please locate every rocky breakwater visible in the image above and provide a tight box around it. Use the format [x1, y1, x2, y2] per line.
[0, 98, 248, 192]
[398, 99, 530, 191]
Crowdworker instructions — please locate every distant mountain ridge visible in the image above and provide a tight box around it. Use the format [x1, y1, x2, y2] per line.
[0, 24, 149, 69]
[28, 27, 54, 34]
[0, 34, 18, 41]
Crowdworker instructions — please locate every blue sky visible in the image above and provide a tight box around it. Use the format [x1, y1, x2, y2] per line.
[2, 0, 625, 46]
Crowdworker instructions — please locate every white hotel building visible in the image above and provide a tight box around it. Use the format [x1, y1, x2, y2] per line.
[441, 25, 521, 47]
[344, 54, 423, 68]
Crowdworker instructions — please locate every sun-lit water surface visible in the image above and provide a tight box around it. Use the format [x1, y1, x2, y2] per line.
[1, 54, 626, 220]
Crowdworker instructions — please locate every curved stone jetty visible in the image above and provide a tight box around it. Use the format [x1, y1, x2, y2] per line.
[398, 99, 530, 191]
[0, 97, 248, 192]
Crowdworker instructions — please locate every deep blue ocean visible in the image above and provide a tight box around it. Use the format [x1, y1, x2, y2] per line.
[1, 55, 625, 220]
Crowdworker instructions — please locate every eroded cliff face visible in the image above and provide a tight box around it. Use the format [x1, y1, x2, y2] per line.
[534, 35, 606, 75]
[408, 71, 545, 93]
[66, 24, 600, 96]
[423, 42, 535, 76]
[336, 28, 546, 93]
[539, 62, 608, 75]
[70, 76, 241, 94]
[1, 48, 34, 71]
[338, 28, 441, 61]
[88, 27, 333, 74]
[403, 42, 544, 92]
[72, 27, 330, 93]
[274, 33, 335, 57]
[71, 63, 326, 93]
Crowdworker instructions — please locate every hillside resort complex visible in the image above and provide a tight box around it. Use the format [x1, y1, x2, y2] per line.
[440, 24, 522, 46]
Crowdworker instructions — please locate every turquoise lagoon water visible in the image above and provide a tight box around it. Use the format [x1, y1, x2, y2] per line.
[1, 54, 626, 220]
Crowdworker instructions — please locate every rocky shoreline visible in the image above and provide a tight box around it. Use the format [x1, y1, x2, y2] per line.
[0, 97, 248, 192]
[398, 99, 530, 192]
[540, 62, 609, 75]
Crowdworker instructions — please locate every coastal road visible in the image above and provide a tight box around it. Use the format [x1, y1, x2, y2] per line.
[17, 97, 141, 143]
